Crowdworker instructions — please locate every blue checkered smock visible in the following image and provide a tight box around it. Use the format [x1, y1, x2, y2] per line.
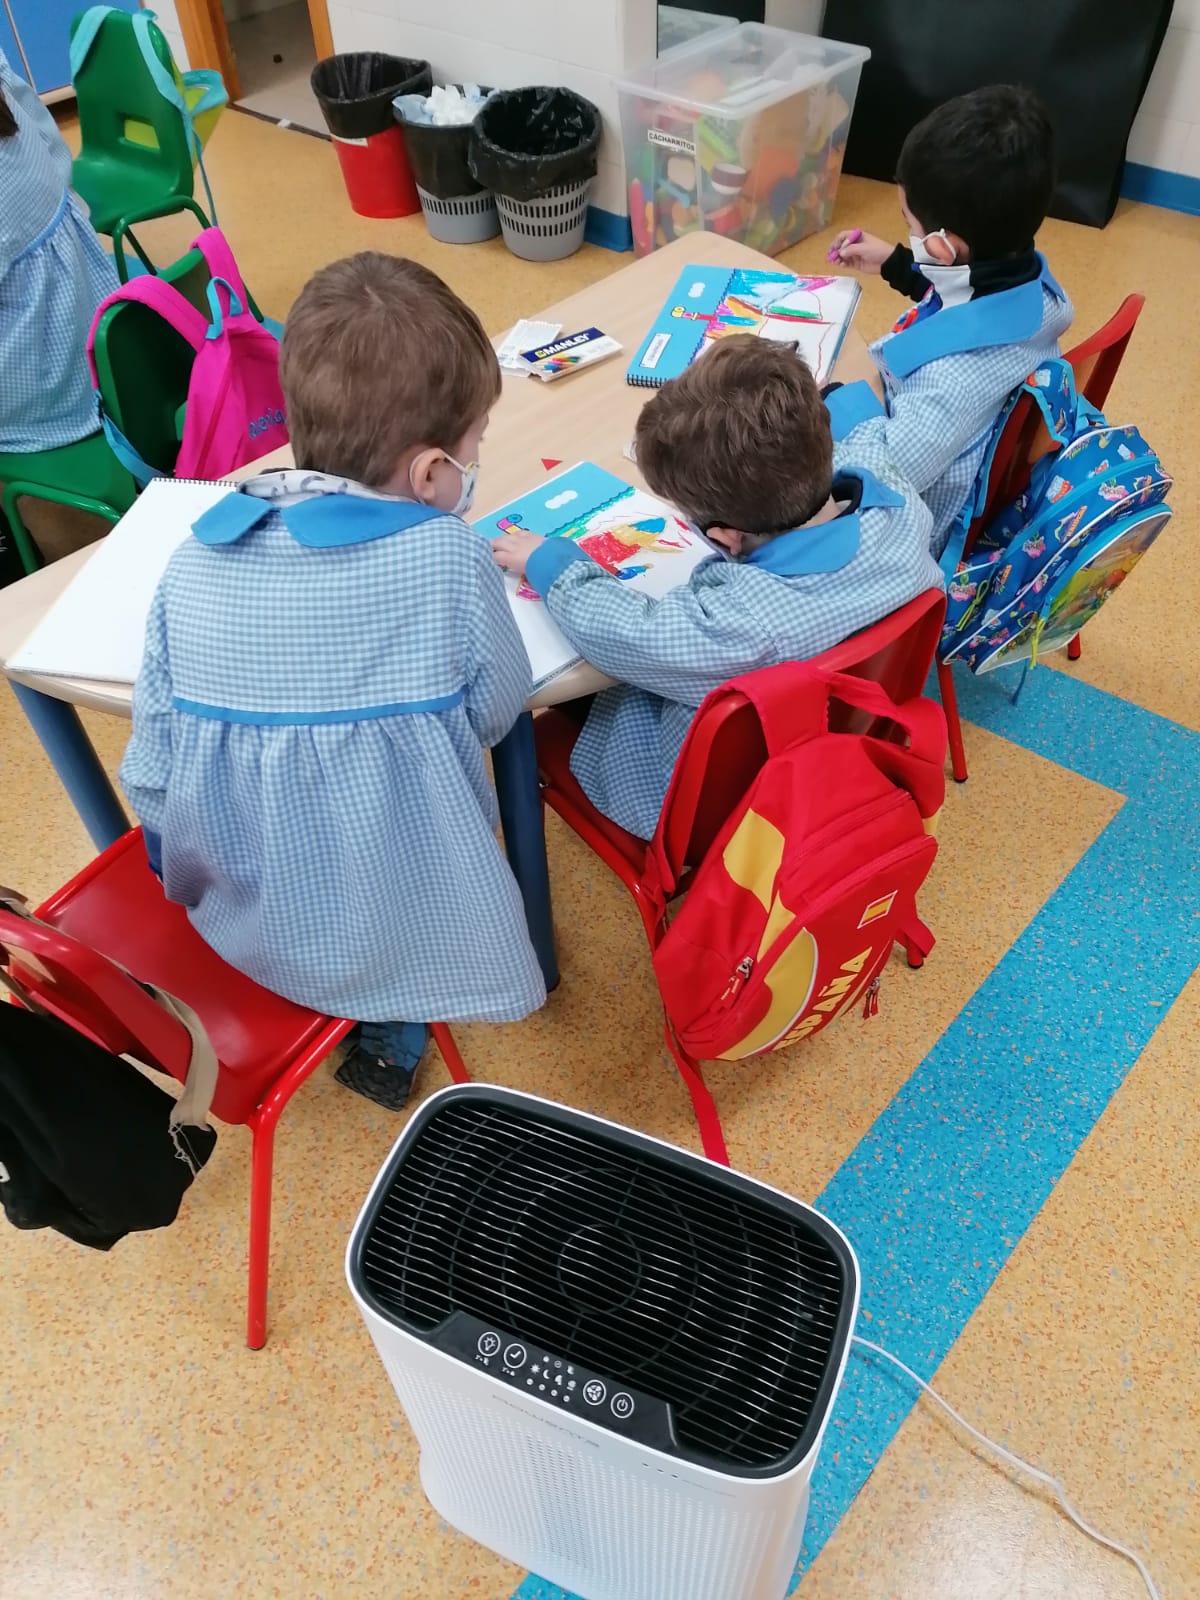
[119, 472, 546, 1024]
[0, 50, 118, 454]
[524, 424, 944, 842]
[827, 259, 1073, 555]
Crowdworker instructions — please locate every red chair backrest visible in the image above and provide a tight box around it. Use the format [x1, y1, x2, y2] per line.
[963, 292, 1146, 559]
[0, 910, 191, 1079]
[657, 587, 947, 877]
[1067, 293, 1145, 410]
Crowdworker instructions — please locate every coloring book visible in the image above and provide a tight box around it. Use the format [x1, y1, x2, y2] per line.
[626, 264, 860, 388]
[474, 462, 717, 689]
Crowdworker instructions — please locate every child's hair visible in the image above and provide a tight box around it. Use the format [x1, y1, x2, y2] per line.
[897, 84, 1055, 260]
[279, 252, 500, 487]
[634, 336, 833, 534]
[0, 84, 16, 139]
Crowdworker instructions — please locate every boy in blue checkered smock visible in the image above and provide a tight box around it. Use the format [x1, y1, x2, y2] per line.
[0, 51, 118, 456]
[120, 254, 545, 1109]
[827, 85, 1074, 557]
[492, 336, 944, 842]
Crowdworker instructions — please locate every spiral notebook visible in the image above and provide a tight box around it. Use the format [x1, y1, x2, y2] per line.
[9, 477, 230, 685]
[474, 462, 717, 690]
[627, 264, 861, 388]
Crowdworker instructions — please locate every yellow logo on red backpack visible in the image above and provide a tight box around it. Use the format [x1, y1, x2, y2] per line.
[715, 808, 877, 1059]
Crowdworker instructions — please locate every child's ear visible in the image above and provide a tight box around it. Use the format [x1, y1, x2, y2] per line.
[405, 446, 442, 503]
[705, 526, 745, 556]
[932, 230, 968, 265]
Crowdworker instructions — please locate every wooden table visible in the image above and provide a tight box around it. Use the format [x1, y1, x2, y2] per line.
[0, 233, 875, 988]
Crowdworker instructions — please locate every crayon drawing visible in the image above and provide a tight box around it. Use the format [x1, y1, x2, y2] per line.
[675, 268, 859, 377]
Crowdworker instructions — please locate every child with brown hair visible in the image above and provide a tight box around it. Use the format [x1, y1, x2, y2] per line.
[121, 252, 545, 1108]
[493, 336, 943, 840]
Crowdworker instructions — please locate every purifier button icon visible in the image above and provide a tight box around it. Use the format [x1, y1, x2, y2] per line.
[477, 1332, 501, 1358]
[503, 1344, 528, 1369]
[611, 1392, 635, 1420]
[583, 1379, 607, 1406]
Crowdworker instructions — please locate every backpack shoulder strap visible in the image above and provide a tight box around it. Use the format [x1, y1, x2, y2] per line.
[67, 5, 111, 78]
[189, 228, 249, 303]
[938, 357, 1098, 580]
[650, 663, 945, 895]
[87, 275, 210, 387]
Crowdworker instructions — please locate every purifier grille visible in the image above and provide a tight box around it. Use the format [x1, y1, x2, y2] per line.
[356, 1096, 851, 1472]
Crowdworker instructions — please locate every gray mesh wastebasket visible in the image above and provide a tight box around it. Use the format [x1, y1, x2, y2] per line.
[469, 88, 601, 261]
[494, 181, 592, 260]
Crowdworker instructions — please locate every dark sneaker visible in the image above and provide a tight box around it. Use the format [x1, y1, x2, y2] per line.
[335, 1021, 428, 1110]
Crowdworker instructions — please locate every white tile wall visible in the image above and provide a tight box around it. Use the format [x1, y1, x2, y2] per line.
[328, 0, 648, 214]
[1126, 2, 1200, 179]
[147, 0, 191, 70]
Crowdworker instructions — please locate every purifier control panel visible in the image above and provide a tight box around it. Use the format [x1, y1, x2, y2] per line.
[434, 1310, 677, 1452]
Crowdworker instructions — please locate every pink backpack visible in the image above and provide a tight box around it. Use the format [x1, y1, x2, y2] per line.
[87, 228, 288, 483]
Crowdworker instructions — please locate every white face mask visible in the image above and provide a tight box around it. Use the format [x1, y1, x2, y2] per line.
[411, 451, 478, 517]
[444, 452, 478, 517]
[909, 228, 958, 267]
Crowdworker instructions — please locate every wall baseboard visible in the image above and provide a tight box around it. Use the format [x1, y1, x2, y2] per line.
[1120, 161, 1200, 217]
[585, 206, 633, 252]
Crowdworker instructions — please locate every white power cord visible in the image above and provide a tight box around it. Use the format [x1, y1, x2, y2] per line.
[851, 1336, 1161, 1600]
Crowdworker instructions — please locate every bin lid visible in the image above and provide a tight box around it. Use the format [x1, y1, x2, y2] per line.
[621, 21, 870, 116]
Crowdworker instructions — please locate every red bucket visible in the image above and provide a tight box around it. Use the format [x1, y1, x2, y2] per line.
[332, 124, 421, 218]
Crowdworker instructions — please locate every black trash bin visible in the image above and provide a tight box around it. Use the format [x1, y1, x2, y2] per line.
[311, 52, 432, 217]
[394, 86, 500, 244]
[469, 87, 602, 260]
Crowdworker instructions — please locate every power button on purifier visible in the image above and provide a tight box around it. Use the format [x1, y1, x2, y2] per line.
[611, 1392, 635, 1420]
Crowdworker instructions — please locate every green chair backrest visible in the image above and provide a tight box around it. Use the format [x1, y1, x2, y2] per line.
[70, 9, 194, 200]
[91, 248, 214, 479]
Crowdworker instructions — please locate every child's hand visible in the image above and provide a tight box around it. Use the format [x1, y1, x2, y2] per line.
[828, 229, 893, 273]
[492, 531, 545, 581]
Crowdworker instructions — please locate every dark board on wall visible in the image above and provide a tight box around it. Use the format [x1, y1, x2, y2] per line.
[822, 0, 1175, 227]
[662, 0, 766, 23]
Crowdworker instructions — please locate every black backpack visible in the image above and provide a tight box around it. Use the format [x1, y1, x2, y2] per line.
[0, 999, 216, 1250]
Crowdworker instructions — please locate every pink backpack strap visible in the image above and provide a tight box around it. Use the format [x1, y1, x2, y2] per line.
[189, 227, 249, 305]
[86, 276, 210, 387]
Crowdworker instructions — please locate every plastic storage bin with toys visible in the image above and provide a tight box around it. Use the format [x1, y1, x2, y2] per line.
[618, 23, 869, 258]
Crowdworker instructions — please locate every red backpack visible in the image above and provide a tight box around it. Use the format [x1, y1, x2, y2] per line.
[646, 665, 947, 1062]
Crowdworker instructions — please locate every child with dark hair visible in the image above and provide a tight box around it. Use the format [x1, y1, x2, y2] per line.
[492, 336, 943, 841]
[828, 83, 1073, 555]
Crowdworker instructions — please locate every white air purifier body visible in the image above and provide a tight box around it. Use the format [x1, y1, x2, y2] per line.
[347, 1086, 860, 1600]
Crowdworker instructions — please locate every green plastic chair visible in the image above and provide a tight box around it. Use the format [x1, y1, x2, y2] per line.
[0, 434, 137, 574]
[69, 8, 226, 281]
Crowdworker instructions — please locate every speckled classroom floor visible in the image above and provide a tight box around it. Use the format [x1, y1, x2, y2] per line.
[1, 108, 1197, 1600]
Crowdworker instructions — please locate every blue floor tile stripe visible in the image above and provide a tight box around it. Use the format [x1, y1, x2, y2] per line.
[511, 667, 1200, 1600]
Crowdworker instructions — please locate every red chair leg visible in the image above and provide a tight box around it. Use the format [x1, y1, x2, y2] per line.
[937, 658, 968, 783]
[246, 1111, 277, 1350]
[1067, 633, 1082, 661]
[664, 1017, 729, 1166]
[431, 1021, 470, 1085]
[903, 915, 936, 971]
[242, 1020, 353, 1349]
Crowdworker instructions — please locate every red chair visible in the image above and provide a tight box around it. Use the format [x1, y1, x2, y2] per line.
[536, 589, 947, 1166]
[0, 830, 468, 1349]
[938, 293, 1147, 782]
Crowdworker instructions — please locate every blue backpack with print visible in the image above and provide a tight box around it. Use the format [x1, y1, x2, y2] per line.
[938, 360, 1173, 675]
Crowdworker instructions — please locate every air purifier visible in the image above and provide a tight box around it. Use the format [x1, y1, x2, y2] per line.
[346, 1085, 859, 1600]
